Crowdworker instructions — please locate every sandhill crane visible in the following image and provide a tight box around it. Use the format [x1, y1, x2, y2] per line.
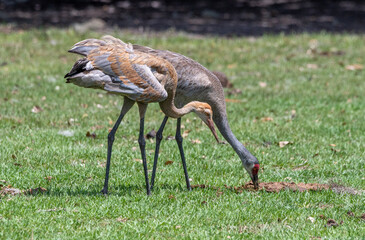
[133, 43, 260, 190]
[64, 36, 219, 195]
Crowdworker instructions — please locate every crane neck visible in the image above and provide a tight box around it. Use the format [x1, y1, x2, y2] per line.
[212, 108, 256, 165]
[158, 64, 208, 119]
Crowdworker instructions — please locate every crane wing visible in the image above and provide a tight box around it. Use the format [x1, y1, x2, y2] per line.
[86, 45, 168, 102]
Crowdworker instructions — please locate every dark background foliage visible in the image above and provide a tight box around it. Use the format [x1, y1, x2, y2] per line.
[1, 0, 365, 36]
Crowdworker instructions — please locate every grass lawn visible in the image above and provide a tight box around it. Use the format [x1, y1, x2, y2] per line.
[0, 28, 364, 239]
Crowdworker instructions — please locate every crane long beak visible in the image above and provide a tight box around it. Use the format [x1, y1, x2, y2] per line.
[251, 174, 259, 190]
[206, 119, 220, 143]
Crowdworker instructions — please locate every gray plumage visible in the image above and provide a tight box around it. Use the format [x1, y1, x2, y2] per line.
[133, 44, 260, 186]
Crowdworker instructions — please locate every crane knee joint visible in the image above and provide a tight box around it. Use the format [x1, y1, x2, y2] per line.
[175, 134, 183, 143]
[138, 137, 146, 147]
[156, 132, 163, 141]
[108, 132, 115, 143]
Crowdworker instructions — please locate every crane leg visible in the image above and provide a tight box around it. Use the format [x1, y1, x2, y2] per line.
[150, 116, 169, 189]
[101, 97, 134, 195]
[175, 118, 191, 191]
[137, 103, 151, 195]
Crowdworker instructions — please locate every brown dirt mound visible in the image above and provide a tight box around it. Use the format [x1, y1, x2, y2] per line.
[192, 182, 330, 193]
[243, 182, 329, 193]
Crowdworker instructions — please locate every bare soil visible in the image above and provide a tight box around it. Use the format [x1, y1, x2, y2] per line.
[241, 182, 329, 193]
[0, 186, 47, 196]
[192, 181, 354, 194]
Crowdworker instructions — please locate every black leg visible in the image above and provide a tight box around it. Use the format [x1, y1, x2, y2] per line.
[101, 98, 134, 195]
[175, 118, 191, 191]
[150, 116, 169, 189]
[138, 117, 151, 195]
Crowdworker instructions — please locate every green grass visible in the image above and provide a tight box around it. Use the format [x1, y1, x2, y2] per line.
[1, 28, 364, 239]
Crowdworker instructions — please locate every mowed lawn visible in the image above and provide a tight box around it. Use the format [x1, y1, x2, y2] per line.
[0, 28, 364, 239]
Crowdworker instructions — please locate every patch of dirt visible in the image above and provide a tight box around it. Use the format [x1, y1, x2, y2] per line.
[192, 182, 329, 193]
[237, 182, 329, 193]
[326, 219, 339, 227]
[330, 182, 364, 195]
[0, 186, 47, 196]
[192, 181, 365, 195]
[0, 187, 23, 196]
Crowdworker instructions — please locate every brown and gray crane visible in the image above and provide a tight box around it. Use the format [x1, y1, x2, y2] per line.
[64, 36, 219, 195]
[133, 42, 260, 190]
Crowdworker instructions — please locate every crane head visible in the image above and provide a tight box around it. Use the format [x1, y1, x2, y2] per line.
[190, 102, 220, 143]
[242, 160, 259, 189]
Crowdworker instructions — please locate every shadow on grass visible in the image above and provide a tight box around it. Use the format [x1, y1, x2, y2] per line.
[45, 183, 191, 197]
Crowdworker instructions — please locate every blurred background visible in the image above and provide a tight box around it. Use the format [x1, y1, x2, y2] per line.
[1, 0, 365, 36]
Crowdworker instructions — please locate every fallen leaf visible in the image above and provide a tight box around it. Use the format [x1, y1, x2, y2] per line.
[345, 64, 363, 71]
[291, 109, 296, 119]
[182, 130, 190, 138]
[116, 217, 129, 223]
[164, 161, 174, 165]
[259, 82, 267, 88]
[166, 136, 175, 140]
[82, 113, 88, 118]
[131, 147, 137, 151]
[134, 159, 142, 164]
[191, 139, 201, 144]
[31, 106, 43, 113]
[44, 176, 53, 182]
[86, 131, 96, 139]
[325, 219, 338, 227]
[279, 141, 291, 148]
[41, 96, 46, 101]
[11, 154, 16, 159]
[146, 130, 156, 139]
[329, 144, 336, 147]
[13, 163, 22, 167]
[96, 104, 104, 109]
[201, 200, 207, 205]
[308, 217, 315, 223]
[307, 63, 318, 69]
[216, 191, 224, 197]
[261, 117, 273, 122]
[347, 211, 355, 217]
[168, 195, 175, 200]
[175, 225, 181, 229]
[58, 130, 74, 137]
